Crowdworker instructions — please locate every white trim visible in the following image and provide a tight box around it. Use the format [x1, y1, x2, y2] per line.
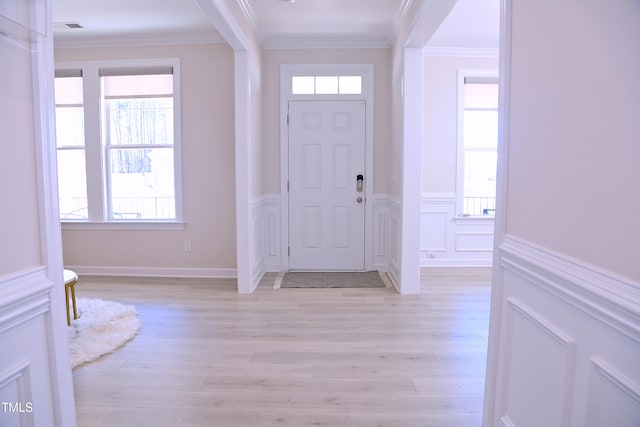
[192, 0, 251, 51]
[280, 63, 375, 272]
[499, 235, 640, 340]
[588, 356, 640, 426]
[0, 267, 52, 334]
[421, 192, 455, 204]
[421, 258, 493, 268]
[54, 57, 184, 224]
[399, 47, 424, 295]
[236, 0, 257, 34]
[0, 360, 33, 426]
[483, 0, 513, 423]
[64, 266, 237, 279]
[234, 50, 255, 293]
[61, 221, 185, 231]
[423, 47, 499, 58]
[53, 33, 225, 50]
[31, 11, 78, 424]
[387, 195, 402, 292]
[263, 36, 390, 50]
[500, 297, 576, 427]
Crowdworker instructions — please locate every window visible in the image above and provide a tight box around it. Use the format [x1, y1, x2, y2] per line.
[54, 61, 181, 223]
[55, 71, 88, 219]
[291, 75, 362, 95]
[457, 72, 499, 216]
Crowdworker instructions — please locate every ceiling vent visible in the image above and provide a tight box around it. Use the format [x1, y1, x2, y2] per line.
[53, 22, 85, 30]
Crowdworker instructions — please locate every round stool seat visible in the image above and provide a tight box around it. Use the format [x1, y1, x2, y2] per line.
[63, 269, 79, 325]
[63, 269, 78, 285]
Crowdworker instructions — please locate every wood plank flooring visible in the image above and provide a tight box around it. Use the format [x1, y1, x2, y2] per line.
[72, 268, 491, 427]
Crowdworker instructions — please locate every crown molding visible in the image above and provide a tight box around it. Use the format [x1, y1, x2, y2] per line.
[423, 46, 499, 58]
[53, 32, 226, 49]
[237, 0, 257, 28]
[263, 35, 391, 50]
[398, 0, 416, 19]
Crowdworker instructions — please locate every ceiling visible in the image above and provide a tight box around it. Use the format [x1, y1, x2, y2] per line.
[52, 0, 499, 49]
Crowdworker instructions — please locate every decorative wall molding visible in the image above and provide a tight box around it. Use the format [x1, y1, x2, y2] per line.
[498, 298, 576, 426]
[499, 235, 640, 341]
[420, 192, 494, 267]
[423, 47, 499, 58]
[251, 196, 266, 288]
[0, 267, 52, 335]
[259, 192, 393, 275]
[588, 356, 640, 425]
[487, 234, 640, 426]
[387, 195, 401, 292]
[261, 194, 283, 272]
[65, 266, 237, 279]
[263, 35, 391, 50]
[0, 359, 33, 425]
[54, 33, 226, 49]
[372, 194, 392, 272]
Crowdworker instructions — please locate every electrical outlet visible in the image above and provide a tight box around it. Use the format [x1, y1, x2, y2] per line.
[184, 240, 192, 252]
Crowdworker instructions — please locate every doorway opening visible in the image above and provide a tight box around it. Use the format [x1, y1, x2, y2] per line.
[280, 64, 374, 272]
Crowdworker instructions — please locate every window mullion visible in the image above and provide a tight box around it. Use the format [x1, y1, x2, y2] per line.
[82, 64, 106, 221]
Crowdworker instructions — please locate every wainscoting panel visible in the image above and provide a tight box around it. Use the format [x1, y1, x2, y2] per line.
[259, 193, 393, 276]
[387, 196, 401, 291]
[420, 193, 494, 267]
[420, 211, 447, 252]
[485, 235, 640, 427]
[251, 198, 266, 288]
[0, 267, 58, 425]
[498, 298, 575, 427]
[587, 356, 640, 427]
[372, 194, 391, 271]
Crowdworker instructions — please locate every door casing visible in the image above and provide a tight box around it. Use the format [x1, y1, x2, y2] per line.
[280, 64, 375, 272]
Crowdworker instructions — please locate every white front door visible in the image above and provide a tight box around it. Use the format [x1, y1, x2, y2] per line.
[288, 100, 366, 270]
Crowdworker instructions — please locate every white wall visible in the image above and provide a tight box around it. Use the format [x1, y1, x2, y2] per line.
[421, 54, 498, 267]
[55, 43, 238, 278]
[483, 0, 640, 425]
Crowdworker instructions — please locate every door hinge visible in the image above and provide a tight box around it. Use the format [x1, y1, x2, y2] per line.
[287, 114, 290, 125]
[287, 181, 290, 192]
[288, 247, 290, 257]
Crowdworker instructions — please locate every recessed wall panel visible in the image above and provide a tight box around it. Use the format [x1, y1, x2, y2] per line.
[501, 298, 575, 427]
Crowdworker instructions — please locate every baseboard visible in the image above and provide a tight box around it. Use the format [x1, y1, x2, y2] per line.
[420, 257, 493, 267]
[65, 266, 237, 279]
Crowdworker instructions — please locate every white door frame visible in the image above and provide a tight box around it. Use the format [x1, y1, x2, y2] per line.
[280, 64, 375, 272]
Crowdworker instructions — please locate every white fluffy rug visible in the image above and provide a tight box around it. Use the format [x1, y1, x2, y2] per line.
[68, 298, 142, 369]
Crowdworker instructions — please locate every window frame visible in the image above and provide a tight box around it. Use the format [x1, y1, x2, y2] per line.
[55, 58, 183, 228]
[456, 68, 499, 218]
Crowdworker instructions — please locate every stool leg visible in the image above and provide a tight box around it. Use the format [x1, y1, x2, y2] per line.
[70, 283, 78, 320]
[65, 286, 71, 326]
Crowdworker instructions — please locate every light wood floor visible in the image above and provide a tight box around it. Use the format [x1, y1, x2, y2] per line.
[72, 268, 491, 427]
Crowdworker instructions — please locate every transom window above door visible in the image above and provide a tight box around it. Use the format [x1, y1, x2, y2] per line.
[291, 75, 362, 95]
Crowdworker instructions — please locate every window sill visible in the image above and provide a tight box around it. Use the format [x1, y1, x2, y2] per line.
[453, 215, 495, 223]
[61, 221, 185, 231]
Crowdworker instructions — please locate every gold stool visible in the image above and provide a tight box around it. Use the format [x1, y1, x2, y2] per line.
[63, 269, 79, 326]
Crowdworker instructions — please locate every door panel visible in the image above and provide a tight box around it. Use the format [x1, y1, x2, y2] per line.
[288, 101, 366, 270]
